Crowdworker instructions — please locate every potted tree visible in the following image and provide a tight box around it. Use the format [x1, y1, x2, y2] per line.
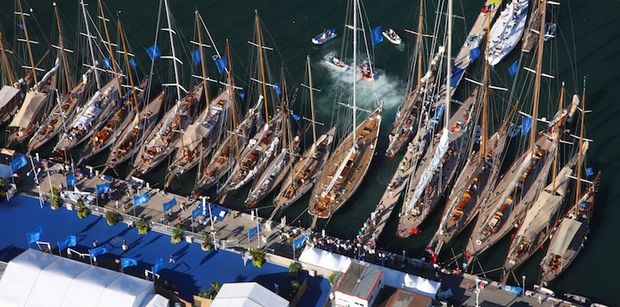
[249, 248, 266, 268]
[76, 198, 90, 219]
[193, 282, 221, 307]
[170, 225, 183, 244]
[201, 232, 212, 251]
[135, 218, 150, 235]
[289, 262, 301, 277]
[105, 210, 121, 226]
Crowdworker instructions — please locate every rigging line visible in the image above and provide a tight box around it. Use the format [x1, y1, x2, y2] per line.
[290, 207, 309, 226]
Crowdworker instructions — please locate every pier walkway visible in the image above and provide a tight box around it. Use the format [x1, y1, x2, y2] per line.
[356, 0, 503, 246]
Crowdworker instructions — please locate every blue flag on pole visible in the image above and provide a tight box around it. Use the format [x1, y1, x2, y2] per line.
[146, 45, 161, 61]
[248, 225, 260, 242]
[214, 56, 227, 74]
[469, 46, 481, 63]
[191, 205, 203, 220]
[152, 257, 164, 275]
[162, 197, 177, 213]
[520, 116, 532, 136]
[291, 113, 301, 122]
[102, 57, 112, 69]
[96, 183, 110, 195]
[192, 48, 202, 66]
[274, 82, 281, 97]
[57, 235, 77, 251]
[238, 91, 245, 101]
[17, 23, 24, 31]
[371, 26, 383, 46]
[451, 66, 465, 88]
[11, 154, 28, 172]
[121, 257, 138, 269]
[508, 60, 519, 79]
[66, 175, 76, 187]
[129, 57, 138, 69]
[27, 226, 43, 244]
[89, 246, 108, 258]
[293, 235, 307, 250]
[585, 167, 594, 177]
[133, 193, 150, 206]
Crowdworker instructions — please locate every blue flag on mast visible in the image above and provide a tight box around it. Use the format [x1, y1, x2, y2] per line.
[162, 197, 177, 213]
[293, 235, 307, 250]
[371, 26, 383, 46]
[27, 226, 43, 244]
[192, 49, 202, 66]
[214, 56, 228, 74]
[11, 154, 28, 173]
[121, 257, 138, 269]
[508, 60, 519, 79]
[152, 257, 164, 275]
[520, 116, 532, 136]
[248, 225, 260, 242]
[96, 183, 110, 195]
[146, 45, 161, 61]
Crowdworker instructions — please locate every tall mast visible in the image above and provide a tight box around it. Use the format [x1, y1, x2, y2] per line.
[194, 11, 210, 105]
[255, 11, 270, 123]
[225, 40, 241, 163]
[0, 29, 15, 85]
[575, 79, 586, 205]
[352, 0, 358, 144]
[118, 20, 139, 111]
[53, 2, 73, 91]
[529, 0, 547, 154]
[307, 55, 317, 143]
[97, 0, 123, 94]
[444, 0, 452, 129]
[80, 0, 101, 90]
[163, 0, 182, 103]
[16, 0, 37, 84]
[416, 0, 425, 83]
[552, 82, 565, 191]
[480, 10, 491, 157]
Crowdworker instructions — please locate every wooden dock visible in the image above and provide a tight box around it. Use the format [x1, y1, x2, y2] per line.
[357, 0, 504, 245]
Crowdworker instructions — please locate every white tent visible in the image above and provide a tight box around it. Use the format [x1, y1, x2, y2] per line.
[212, 282, 288, 307]
[0, 249, 167, 307]
[298, 247, 351, 272]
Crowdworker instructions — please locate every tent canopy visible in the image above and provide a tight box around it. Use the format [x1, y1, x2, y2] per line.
[0, 249, 167, 307]
[298, 247, 351, 272]
[212, 282, 289, 307]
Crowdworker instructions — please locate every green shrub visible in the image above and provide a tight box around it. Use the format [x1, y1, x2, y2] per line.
[250, 248, 266, 268]
[171, 225, 183, 244]
[289, 262, 301, 277]
[207, 282, 221, 299]
[135, 218, 149, 235]
[50, 188, 62, 209]
[76, 198, 90, 219]
[328, 272, 337, 285]
[288, 280, 300, 300]
[0, 179, 6, 201]
[105, 210, 121, 225]
[198, 288, 209, 298]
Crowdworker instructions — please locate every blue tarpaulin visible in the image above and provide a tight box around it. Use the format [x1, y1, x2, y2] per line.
[11, 154, 27, 173]
[450, 66, 465, 88]
[521, 116, 532, 136]
[27, 226, 42, 244]
[469, 46, 481, 63]
[146, 45, 161, 61]
[371, 26, 383, 46]
[133, 193, 150, 206]
[96, 183, 110, 195]
[215, 56, 227, 74]
[508, 60, 519, 79]
[162, 197, 177, 213]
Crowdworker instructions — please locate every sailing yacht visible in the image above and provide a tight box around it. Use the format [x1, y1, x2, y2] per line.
[308, 0, 383, 221]
[540, 84, 599, 284]
[0, 29, 27, 125]
[273, 57, 336, 212]
[486, 0, 529, 66]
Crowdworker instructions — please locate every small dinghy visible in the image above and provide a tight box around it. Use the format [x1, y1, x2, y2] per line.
[312, 28, 337, 45]
[357, 61, 375, 81]
[323, 52, 350, 72]
[382, 28, 402, 45]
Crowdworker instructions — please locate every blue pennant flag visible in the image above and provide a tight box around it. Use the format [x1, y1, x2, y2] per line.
[238, 91, 245, 101]
[585, 167, 594, 177]
[248, 225, 260, 242]
[66, 175, 76, 187]
[371, 26, 383, 46]
[89, 246, 108, 258]
[11, 154, 28, 173]
[129, 57, 138, 69]
[274, 82, 282, 97]
[293, 235, 307, 250]
[27, 226, 43, 244]
[192, 48, 202, 66]
[121, 257, 138, 269]
[152, 257, 164, 275]
[520, 116, 532, 136]
[450, 66, 465, 88]
[469, 46, 481, 63]
[96, 183, 110, 195]
[191, 205, 203, 220]
[162, 197, 177, 213]
[17, 23, 24, 31]
[214, 56, 228, 74]
[57, 235, 77, 251]
[291, 113, 301, 122]
[146, 44, 161, 61]
[133, 193, 150, 206]
[102, 57, 112, 69]
[508, 60, 519, 79]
